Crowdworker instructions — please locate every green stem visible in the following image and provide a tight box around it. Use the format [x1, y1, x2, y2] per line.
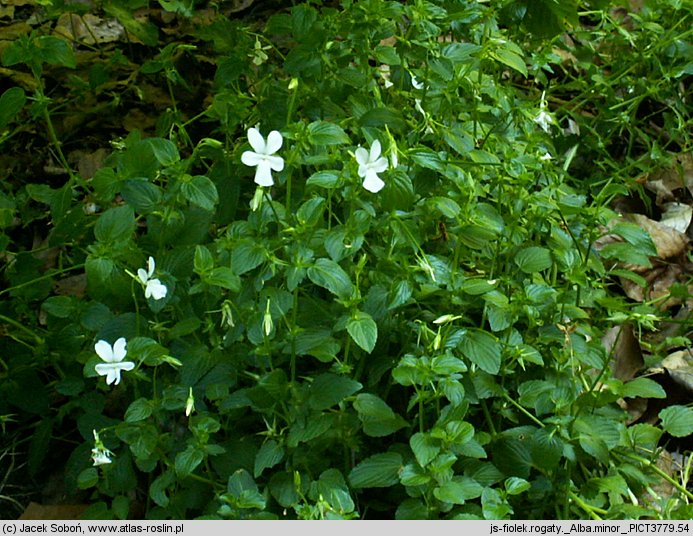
[0, 263, 85, 296]
[618, 452, 693, 501]
[568, 490, 606, 520]
[0, 314, 44, 345]
[503, 394, 545, 428]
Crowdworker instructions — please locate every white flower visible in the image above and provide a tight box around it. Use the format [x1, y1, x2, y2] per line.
[137, 256, 167, 300]
[94, 338, 135, 386]
[534, 91, 556, 134]
[411, 75, 424, 90]
[241, 128, 284, 187]
[185, 387, 195, 417]
[91, 430, 113, 466]
[540, 152, 553, 161]
[355, 139, 388, 193]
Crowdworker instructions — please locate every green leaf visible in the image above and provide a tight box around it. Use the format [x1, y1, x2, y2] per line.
[121, 180, 162, 214]
[194, 245, 214, 274]
[28, 418, 53, 477]
[306, 170, 340, 189]
[318, 469, 355, 514]
[621, 377, 667, 399]
[659, 405, 693, 438]
[347, 311, 378, 353]
[308, 373, 362, 411]
[125, 398, 153, 423]
[150, 470, 174, 508]
[36, 36, 76, 68]
[410, 432, 440, 467]
[175, 445, 204, 477]
[354, 393, 407, 437]
[181, 175, 218, 211]
[488, 46, 527, 77]
[459, 329, 501, 375]
[0, 87, 26, 129]
[144, 138, 180, 166]
[78, 468, 99, 490]
[514, 247, 552, 273]
[358, 107, 406, 131]
[94, 205, 135, 244]
[434, 477, 484, 505]
[410, 149, 446, 172]
[204, 267, 240, 291]
[231, 241, 266, 275]
[308, 121, 350, 146]
[349, 452, 402, 488]
[307, 258, 354, 300]
[505, 477, 530, 495]
[254, 440, 284, 478]
[612, 222, 658, 256]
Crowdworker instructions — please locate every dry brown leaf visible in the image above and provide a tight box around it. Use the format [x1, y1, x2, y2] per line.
[661, 349, 693, 395]
[640, 153, 693, 204]
[54, 13, 125, 44]
[660, 202, 692, 233]
[19, 502, 88, 520]
[602, 324, 644, 381]
[628, 214, 689, 259]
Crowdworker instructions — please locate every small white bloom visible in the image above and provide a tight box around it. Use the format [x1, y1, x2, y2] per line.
[94, 338, 135, 386]
[185, 387, 195, 417]
[534, 91, 556, 134]
[241, 128, 284, 187]
[355, 139, 388, 193]
[137, 256, 167, 300]
[411, 75, 424, 90]
[540, 152, 553, 161]
[91, 430, 113, 466]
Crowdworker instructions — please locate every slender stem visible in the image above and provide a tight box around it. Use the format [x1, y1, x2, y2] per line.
[568, 490, 606, 520]
[0, 314, 44, 345]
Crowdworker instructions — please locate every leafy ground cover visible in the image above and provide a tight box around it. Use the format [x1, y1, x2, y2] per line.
[1, 0, 692, 520]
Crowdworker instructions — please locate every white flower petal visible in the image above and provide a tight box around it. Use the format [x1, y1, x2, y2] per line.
[147, 256, 155, 277]
[355, 147, 369, 167]
[254, 161, 274, 187]
[266, 154, 284, 172]
[145, 279, 167, 300]
[247, 128, 266, 153]
[265, 130, 283, 154]
[362, 171, 385, 193]
[112, 337, 127, 361]
[371, 156, 389, 173]
[94, 340, 114, 362]
[241, 150, 263, 167]
[369, 139, 382, 161]
[137, 268, 149, 284]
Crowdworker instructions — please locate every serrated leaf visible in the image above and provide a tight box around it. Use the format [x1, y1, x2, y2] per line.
[175, 445, 204, 477]
[94, 205, 135, 244]
[410, 432, 440, 467]
[621, 377, 667, 399]
[354, 393, 407, 437]
[307, 258, 353, 300]
[121, 180, 162, 214]
[348, 452, 402, 488]
[307, 121, 350, 146]
[150, 470, 174, 508]
[204, 267, 240, 291]
[181, 175, 218, 211]
[308, 373, 362, 411]
[0, 87, 26, 129]
[514, 247, 552, 273]
[459, 329, 501, 375]
[347, 311, 377, 353]
[659, 405, 693, 438]
[125, 398, 153, 422]
[434, 477, 484, 504]
[254, 440, 284, 478]
[306, 170, 340, 189]
[489, 46, 527, 76]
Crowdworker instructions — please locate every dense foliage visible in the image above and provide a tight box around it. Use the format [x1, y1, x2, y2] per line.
[1, 0, 692, 520]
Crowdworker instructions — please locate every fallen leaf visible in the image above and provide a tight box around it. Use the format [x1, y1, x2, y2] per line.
[602, 324, 644, 381]
[661, 349, 693, 395]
